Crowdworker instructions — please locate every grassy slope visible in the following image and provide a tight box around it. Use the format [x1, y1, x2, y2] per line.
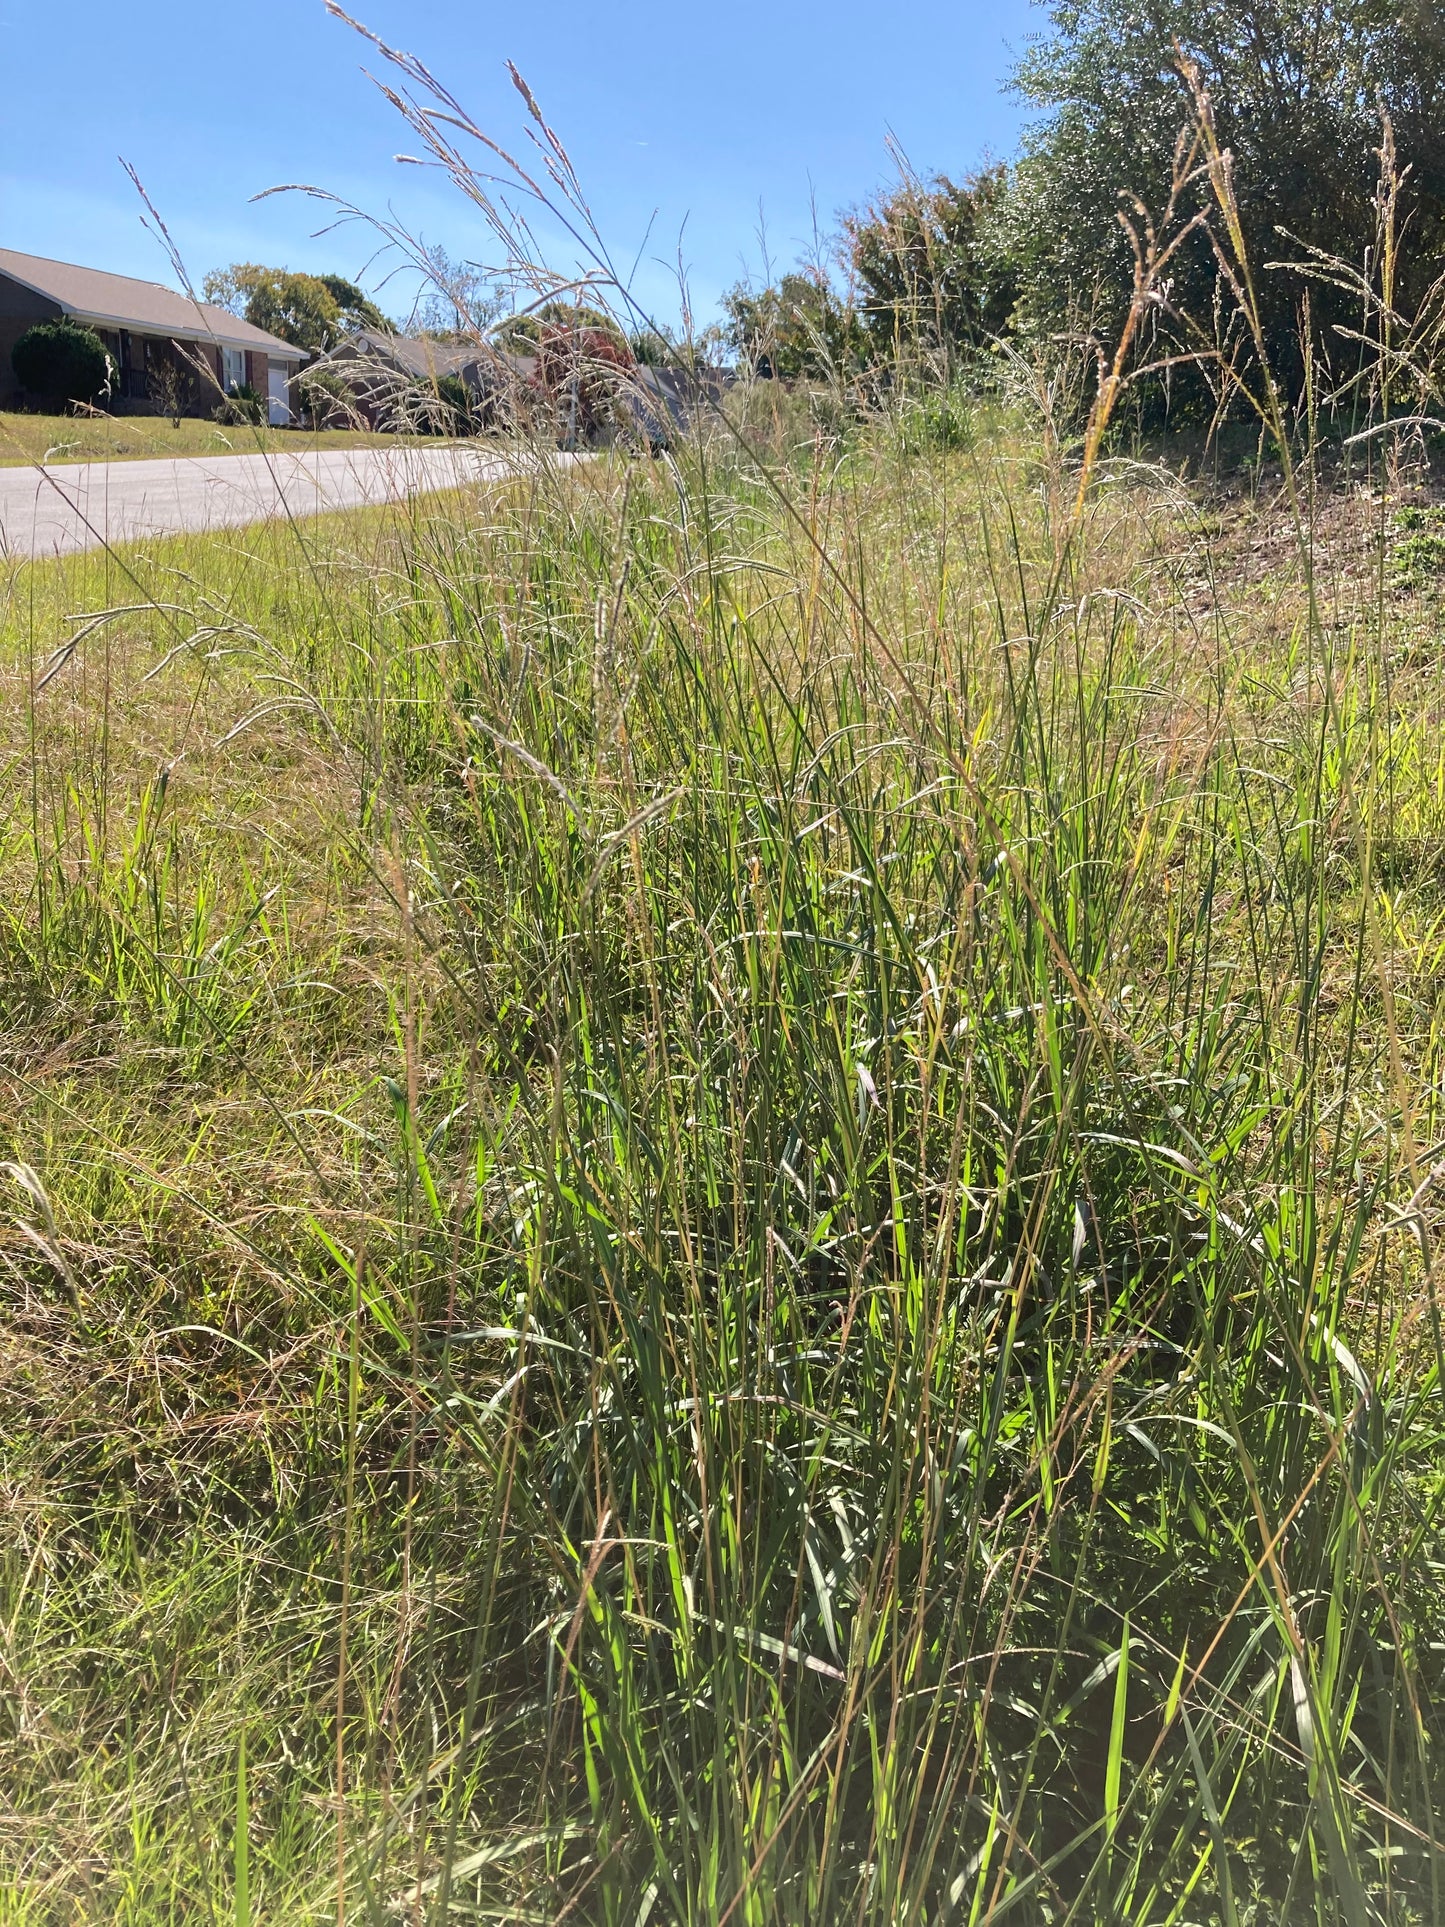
[0, 410, 440, 467]
[1, 422, 1443, 1923]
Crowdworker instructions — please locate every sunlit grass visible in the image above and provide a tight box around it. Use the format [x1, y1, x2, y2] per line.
[0, 408, 447, 468]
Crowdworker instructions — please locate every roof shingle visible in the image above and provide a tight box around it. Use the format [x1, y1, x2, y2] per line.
[0, 249, 301, 358]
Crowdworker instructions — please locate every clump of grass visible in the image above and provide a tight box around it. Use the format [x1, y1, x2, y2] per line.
[888, 380, 980, 456]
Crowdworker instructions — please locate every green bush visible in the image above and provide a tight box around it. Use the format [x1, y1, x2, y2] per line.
[1392, 505, 1445, 592]
[11, 320, 113, 407]
[721, 272, 866, 381]
[213, 381, 264, 426]
[295, 365, 354, 428]
[435, 372, 475, 433]
[892, 382, 978, 456]
[1006, 0, 1445, 387]
[847, 167, 1017, 375]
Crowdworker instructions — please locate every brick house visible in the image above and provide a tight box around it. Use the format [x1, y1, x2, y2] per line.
[0, 249, 303, 422]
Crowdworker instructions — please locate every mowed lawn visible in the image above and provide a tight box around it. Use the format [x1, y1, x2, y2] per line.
[2, 417, 1444, 1923]
[0, 408, 442, 467]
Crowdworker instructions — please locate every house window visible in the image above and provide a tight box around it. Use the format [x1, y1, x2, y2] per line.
[222, 346, 247, 393]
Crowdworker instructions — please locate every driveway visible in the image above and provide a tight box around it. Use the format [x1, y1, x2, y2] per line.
[0, 443, 559, 561]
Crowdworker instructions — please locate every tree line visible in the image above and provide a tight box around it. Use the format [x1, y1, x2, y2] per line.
[725, 0, 1445, 420]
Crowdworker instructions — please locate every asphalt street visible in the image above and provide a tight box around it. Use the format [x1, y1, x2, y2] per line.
[0, 443, 551, 559]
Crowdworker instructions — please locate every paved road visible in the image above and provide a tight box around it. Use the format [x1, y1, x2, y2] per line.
[0, 444, 554, 560]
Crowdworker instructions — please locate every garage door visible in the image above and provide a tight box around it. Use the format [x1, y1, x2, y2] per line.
[268, 363, 292, 427]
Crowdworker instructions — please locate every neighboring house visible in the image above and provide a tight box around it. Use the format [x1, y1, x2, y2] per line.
[537, 359, 731, 451]
[302, 330, 536, 429]
[0, 249, 304, 423]
[624, 364, 729, 446]
[308, 327, 729, 449]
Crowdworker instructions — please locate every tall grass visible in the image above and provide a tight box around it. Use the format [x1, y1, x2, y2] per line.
[4, 53, 1445, 1927]
[2, 404, 1442, 1922]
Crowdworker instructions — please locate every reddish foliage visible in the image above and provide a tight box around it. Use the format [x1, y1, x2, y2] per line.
[530, 324, 635, 439]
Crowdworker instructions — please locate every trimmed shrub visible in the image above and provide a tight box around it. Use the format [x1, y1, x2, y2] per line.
[435, 373, 475, 433]
[295, 365, 357, 428]
[213, 382, 264, 426]
[11, 321, 112, 406]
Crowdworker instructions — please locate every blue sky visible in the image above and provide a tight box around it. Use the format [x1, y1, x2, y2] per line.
[0, 0, 1039, 330]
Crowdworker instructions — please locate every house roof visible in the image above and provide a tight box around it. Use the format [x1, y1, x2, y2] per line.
[374, 332, 474, 378]
[0, 249, 301, 359]
[313, 331, 543, 384]
[319, 331, 484, 379]
[310, 328, 728, 432]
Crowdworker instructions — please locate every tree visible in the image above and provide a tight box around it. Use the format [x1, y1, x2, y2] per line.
[721, 272, 865, 380]
[529, 323, 635, 445]
[628, 328, 671, 366]
[11, 320, 113, 407]
[203, 265, 339, 352]
[243, 274, 340, 353]
[202, 264, 390, 353]
[497, 301, 627, 354]
[316, 275, 388, 334]
[1006, 0, 1445, 390]
[846, 166, 1018, 375]
[409, 246, 503, 340]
